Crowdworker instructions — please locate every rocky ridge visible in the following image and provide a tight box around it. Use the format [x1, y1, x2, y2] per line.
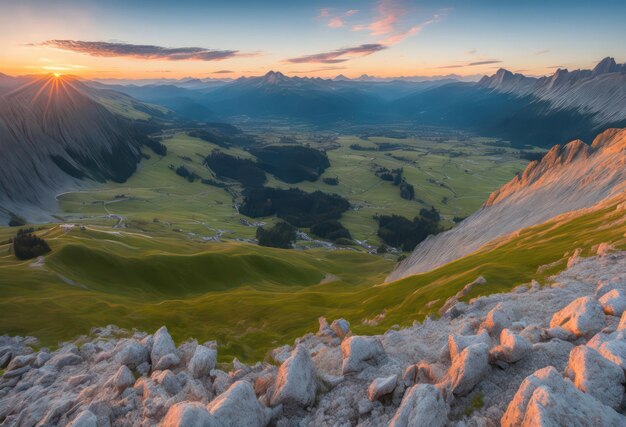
[388, 127, 626, 281]
[1, 248, 625, 426]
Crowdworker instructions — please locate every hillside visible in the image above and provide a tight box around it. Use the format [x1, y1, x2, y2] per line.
[388, 127, 626, 281]
[0, 75, 166, 223]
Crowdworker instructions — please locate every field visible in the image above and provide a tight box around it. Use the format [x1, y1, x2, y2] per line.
[56, 130, 529, 245]
[1, 196, 624, 362]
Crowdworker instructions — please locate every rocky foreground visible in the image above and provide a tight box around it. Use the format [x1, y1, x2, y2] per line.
[1, 249, 626, 426]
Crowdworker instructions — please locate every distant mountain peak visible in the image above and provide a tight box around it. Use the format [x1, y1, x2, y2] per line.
[333, 74, 351, 81]
[262, 70, 288, 84]
[592, 56, 620, 76]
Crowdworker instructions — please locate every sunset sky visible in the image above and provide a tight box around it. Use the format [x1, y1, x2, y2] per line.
[1, 0, 625, 80]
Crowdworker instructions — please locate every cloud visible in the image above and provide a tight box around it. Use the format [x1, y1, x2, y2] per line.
[534, 49, 550, 55]
[328, 17, 344, 28]
[319, 8, 330, 18]
[438, 59, 502, 69]
[212, 70, 233, 74]
[468, 60, 502, 66]
[289, 66, 346, 74]
[286, 44, 387, 64]
[345, 9, 359, 16]
[381, 15, 440, 45]
[36, 40, 243, 61]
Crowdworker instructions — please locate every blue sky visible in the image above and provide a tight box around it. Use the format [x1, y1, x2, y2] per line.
[1, 0, 625, 78]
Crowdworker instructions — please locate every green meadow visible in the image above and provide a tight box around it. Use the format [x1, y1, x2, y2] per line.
[1, 198, 623, 362]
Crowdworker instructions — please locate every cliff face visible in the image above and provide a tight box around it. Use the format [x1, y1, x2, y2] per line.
[0, 75, 145, 221]
[388, 128, 626, 281]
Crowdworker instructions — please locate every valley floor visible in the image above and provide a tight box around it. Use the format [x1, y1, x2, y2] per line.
[1, 249, 625, 426]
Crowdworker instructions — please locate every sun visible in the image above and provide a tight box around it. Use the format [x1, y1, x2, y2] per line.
[53, 73, 61, 78]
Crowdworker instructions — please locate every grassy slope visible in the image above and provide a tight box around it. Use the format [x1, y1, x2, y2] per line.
[1, 198, 624, 361]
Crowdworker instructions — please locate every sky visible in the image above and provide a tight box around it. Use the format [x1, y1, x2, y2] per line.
[1, 0, 625, 80]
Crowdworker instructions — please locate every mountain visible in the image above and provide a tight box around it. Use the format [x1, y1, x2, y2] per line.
[478, 57, 626, 125]
[388, 127, 626, 281]
[0, 75, 157, 222]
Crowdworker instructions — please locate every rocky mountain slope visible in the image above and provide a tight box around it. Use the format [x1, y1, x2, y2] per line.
[388, 127, 626, 281]
[1, 248, 625, 426]
[0, 75, 157, 223]
[479, 57, 626, 126]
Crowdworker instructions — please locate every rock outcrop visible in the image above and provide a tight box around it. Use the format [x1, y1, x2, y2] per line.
[1, 251, 626, 425]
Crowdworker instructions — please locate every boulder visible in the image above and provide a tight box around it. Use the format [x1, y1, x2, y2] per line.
[112, 365, 135, 392]
[589, 339, 626, 370]
[270, 345, 316, 408]
[330, 319, 350, 339]
[447, 343, 489, 396]
[619, 312, 626, 331]
[403, 361, 445, 387]
[389, 384, 447, 427]
[501, 366, 624, 427]
[341, 336, 386, 374]
[490, 329, 531, 363]
[115, 340, 149, 369]
[151, 326, 180, 370]
[599, 289, 626, 316]
[368, 374, 397, 401]
[67, 410, 98, 427]
[48, 353, 82, 370]
[188, 345, 217, 379]
[162, 402, 213, 427]
[207, 381, 272, 427]
[6, 355, 35, 371]
[448, 331, 490, 360]
[566, 345, 625, 409]
[549, 296, 605, 337]
[152, 369, 182, 395]
[481, 303, 515, 337]
[596, 278, 624, 298]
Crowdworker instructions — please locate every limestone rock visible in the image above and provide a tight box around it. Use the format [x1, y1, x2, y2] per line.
[599, 288, 626, 316]
[152, 369, 182, 395]
[68, 410, 98, 427]
[207, 381, 272, 427]
[448, 331, 491, 360]
[481, 303, 514, 337]
[490, 329, 531, 363]
[619, 311, 626, 331]
[270, 345, 316, 408]
[589, 338, 626, 370]
[162, 402, 213, 427]
[330, 319, 350, 339]
[566, 345, 625, 409]
[501, 366, 624, 427]
[188, 345, 217, 379]
[389, 384, 447, 427]
[367, 374, 397, 401]
[549, 296, 605, 337]
[151, 326, 180, 371]
[447, 343, 489, 396]
[116, 339, 149, 369]
[341, 335, 386, 374]
[112, 365, 135, 392]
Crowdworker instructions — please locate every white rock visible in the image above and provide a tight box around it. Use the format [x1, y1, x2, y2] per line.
[596, 278, 624, 298]
[490, 329, 531, 363]
[162, 402, 213, 427]
[151, 326, 180, 370]
[599, 288, 626, 316]
[501, 366, 624, 427]
[188, 345, 217, 379]
[67, 410, 98, 427]
[389, 384, 447, 427]
[566, 345, 625, 409]
[447, 343, 489, 396]
[549, 296, 605, 337]
[207, 380, 272, 427]
[116, 340, 148, 368]
[590, 339, 626, 370]
[330, 318, 350, 339]
[270, 345, 316, 407]
[448, 331, 490, 360]
[152, 369, 182, 395]
[112, 365, 135, 391]
[341, 335, 386, 374]
[619, 312, 626, 331]
[368, 374, 397, 401]
[481, 303, 514, 337]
